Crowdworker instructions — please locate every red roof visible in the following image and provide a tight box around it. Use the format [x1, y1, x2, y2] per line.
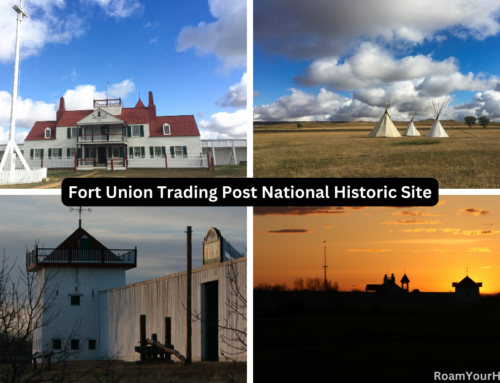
[25, 95, 200, 140]
[25, 121, 57, 140]
[153, 115, 200, 137]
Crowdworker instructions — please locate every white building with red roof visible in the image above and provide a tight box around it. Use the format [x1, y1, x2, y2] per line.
[23, 91, 202, 169]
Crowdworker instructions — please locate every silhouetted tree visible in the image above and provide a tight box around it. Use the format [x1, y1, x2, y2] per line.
[478, 116, 490, 128]
[296, 123, 303, 129]
[464, 116, 477, 128]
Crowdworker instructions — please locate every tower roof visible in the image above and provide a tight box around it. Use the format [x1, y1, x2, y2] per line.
[453, 276, 482, 288]
[55, 227, 109, 250]
[135, 98, 145, 108]
[400, 274, 410, 283]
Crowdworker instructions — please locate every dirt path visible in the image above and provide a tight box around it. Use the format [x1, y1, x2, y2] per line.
[32, 170, 101, 189]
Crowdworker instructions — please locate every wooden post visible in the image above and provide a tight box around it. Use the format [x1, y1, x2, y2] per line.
[126, 151, 128, 170]
[33, 358, 37, 370]
[206, 153, 210, 170]
[165, 317, 172, 361]
[41, 155, 43, 168]
[111, 159, 114, 173]
[74, 155, 77, 173]
[186, 226, 192, 364]
[140, 315, 146, 361]
[47, 355, 51, 371]
[152, 334, 158, 358]
[211, 156, 214, 172]
[165, 154, 168, 170]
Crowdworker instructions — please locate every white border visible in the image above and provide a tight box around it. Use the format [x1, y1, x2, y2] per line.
[440, 189, 500, 195]
[246, 0, 253, 180]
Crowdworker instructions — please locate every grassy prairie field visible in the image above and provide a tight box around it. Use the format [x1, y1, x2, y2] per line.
[255, 301, 500, 383]
[0, 360, 246, 383]
[0, 165, 247, 189]
[254, 120, 500, 188]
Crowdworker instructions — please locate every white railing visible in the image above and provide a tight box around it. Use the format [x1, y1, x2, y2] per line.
[128, 155, 208, 169]
[202, 139, 247, 148]
[18, 157, 76, 169]
[78, 134, 126, 142]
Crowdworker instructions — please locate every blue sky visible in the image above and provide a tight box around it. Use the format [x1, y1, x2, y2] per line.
[254, 0, 500, 122]
[0, 0, 247, 142]
[1, 196, 247, 286]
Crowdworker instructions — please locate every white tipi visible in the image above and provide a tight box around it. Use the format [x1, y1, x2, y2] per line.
[427, 99, 450, 138]
[367, 103, 401, 138]
[403, 109, 420, 136]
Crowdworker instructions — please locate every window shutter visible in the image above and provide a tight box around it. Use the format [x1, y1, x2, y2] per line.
[149, 146, 154, 158]
[129, 147, 134, 157]
[40, 149, 44, 157]
[127, 125, 131, 137]
[108, 147, 112, 158]
[182, 146, 187, 158]
[140, 125, 144, 137]
[119, 147, 124, 158]
[77, 148, 81, 159]
[30, 149, 34, 159]
[170, 146, 175, 158]
[78, 126, 82, 136]
[161, 146, 166, 157]
[67, 127, 71, 139]
[140, 146, 144, 158]
[48, 148, 52, 158]
[67, 148, 70, 157]
[59, 148, 62, 158]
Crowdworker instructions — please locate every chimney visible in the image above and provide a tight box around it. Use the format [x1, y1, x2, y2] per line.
[148, 91, 157, 124]
[56, 97, 66, 122]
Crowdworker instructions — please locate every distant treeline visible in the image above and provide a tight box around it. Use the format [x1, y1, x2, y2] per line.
[255, 277, 362, 292]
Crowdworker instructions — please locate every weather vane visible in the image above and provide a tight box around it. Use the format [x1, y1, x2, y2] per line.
[70, 207, 92, 228]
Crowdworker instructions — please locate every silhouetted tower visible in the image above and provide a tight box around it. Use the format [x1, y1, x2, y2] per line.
[322, 241, 327, 291]
[401, 273, 410, 292]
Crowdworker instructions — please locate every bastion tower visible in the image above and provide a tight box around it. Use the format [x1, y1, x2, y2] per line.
[26, 216, 137, 360]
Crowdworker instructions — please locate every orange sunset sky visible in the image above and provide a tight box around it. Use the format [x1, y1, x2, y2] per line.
[254, 197, 500, 293]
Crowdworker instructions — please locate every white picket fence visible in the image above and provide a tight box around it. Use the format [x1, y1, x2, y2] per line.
[18, 155, 210, 170]
[17, 157, 75, 169]
[128, 155, 209, 169]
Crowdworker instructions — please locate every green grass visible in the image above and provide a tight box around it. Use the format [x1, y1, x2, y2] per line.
[391, 140, 442, 146]
[255, 306, 500, 382]
[0, 165, 247, 189]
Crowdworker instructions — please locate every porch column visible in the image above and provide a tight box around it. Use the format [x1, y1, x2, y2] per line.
[92, 126, 94, 142]
[93, 146, 96, 167]
[105, 144, 108, 168]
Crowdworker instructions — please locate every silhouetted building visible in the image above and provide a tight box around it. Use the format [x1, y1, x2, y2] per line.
[366, 273, 406, 292]
[452, 276, 482, 307]
[401, 274, 410, 291]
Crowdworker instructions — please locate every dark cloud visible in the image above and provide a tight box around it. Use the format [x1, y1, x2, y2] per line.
[264, 229, 311, 234]
[461, 208, 492, 216]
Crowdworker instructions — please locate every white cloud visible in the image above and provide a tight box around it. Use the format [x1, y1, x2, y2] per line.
[63, 79, 135, 110]
[86, 0, 143, 18]
[0, 91, 56, 137]
[0, 0, 84, 62]
[199, 109, 247, 139]
[216, 72, 247, 108]
[176, 0, 246, 71]
[255, 0, 500, 60]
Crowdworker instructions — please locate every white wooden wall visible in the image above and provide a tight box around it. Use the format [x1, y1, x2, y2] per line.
[99, 258, 246, 362]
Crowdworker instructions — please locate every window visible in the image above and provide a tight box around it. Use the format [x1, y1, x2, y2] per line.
[163, 124, 170, 135]
[112, 147, 120, 158]
[154, 147, 162, 157]
[34, 149, 41, 159]
[45, 128, 51, 139]
[71, 127, 77, 138]
[89, 340, 96, 350]
[132, 125, 140, 137]
[52, 148, 60, 158]
[70, 148, 77, 158]
[101, 125, 109, 134]
[70, 296, 80, 305]
[133, 147, 141, 158]
[87, 147, 95, 158]
[174, 146, 183, 157]
[71, 340, 79, 350]
[53, 339, 62, 350]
